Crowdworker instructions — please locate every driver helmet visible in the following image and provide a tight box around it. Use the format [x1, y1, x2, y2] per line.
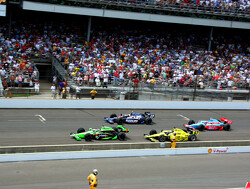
[173, 132, 176, 136]
[93, 169, 98, 175]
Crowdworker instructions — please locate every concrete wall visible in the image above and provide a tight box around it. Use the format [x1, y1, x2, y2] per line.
[0, 78, 3, 96]
[1, 146, 250, 162]
[22, 1, 250, 29]
[1, 140, 250, 154]
[0, 99, 250, 109]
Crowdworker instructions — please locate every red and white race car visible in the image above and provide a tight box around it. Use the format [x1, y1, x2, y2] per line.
[184, 117, 232, 131]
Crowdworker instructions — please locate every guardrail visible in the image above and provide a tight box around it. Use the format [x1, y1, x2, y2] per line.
[1, 140, 250, 154]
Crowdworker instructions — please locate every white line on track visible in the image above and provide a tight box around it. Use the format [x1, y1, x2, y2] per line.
[8, 120, 26, 122]
[35, 114, 46, 124]
[177, 114, 190, 121]
[8, 120, 37, 122]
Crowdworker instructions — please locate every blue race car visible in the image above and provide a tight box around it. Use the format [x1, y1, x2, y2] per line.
[184, 117, 232, 131]
[104, 112, 155, 125]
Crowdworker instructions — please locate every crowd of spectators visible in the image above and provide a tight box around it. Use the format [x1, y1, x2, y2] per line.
[0, 18, 249, 92]
[108, 0, 250, 12]
[52, 25, 250, 91]
[0, 25, 40, 90]
[154, 0, 250, 12]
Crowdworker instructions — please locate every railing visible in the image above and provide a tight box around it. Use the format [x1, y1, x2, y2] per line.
[2, 80, 249, 101]
[52, 57, 68, 82]
[67, 77, 250, 101]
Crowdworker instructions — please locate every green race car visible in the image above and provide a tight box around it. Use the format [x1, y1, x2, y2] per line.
[144, 128, 199, 142]
[70, 125, 129, 141]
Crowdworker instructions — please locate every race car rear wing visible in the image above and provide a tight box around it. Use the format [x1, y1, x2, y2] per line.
[145, 112, 155, 118]
[220, 118, 233, 124]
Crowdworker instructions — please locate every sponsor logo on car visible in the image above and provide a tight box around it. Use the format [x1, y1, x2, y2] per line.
[97, 134, 107, 137]
[126, 119, 138, 123]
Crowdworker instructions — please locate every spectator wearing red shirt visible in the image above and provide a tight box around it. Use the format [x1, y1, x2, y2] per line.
[113, 71, 119, 86]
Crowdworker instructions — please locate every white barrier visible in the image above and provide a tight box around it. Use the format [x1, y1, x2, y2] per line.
[0, 146, 250, 162]
[0, 99, 250, 109]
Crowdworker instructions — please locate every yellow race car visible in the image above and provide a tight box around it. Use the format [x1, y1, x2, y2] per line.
[144, 128, 199, 142]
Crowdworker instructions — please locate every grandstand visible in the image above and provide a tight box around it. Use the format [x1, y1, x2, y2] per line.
[0, 0, 249, 101]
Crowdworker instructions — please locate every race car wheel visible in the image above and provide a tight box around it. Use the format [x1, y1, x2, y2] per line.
[149, 129, 157, 135]
[84, 133, 92, 141]
[188, 134, 197, 141]
[112, 127, 118, 132]
[188, 120, 195, 125]
[223, 124, 231, 131]
[110, 114, 117, 118]
[198, 125, 205, 131]
[118, 132, 126, 141]
[117, 118, 123, 124]
[145, 117, 152, 125]
[77, 128, 85, 133]
[158, 135, 166, 142]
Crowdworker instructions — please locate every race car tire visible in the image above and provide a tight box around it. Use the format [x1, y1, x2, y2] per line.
[188, 134, 197, 141]
[117, 118, 123, 124]
[149, 129, 157, 135]
[223, 124, 231, 131]
[118, 132, 126, 141]
[112, 127, 118, 132]
[110, 114, 117, 118]
[77, 128, 85, 133]
[84, 133, 92, 141]
[158, 135, 167, 142]
[145, 117, 152, 125]
[198, 125, 205, 131]
[188, 120, 195, 125]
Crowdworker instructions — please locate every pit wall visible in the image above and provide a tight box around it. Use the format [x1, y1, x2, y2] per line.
[1, 146, 250, 162]
[1, 140, 250, 154]
[0, 99, 250, 109]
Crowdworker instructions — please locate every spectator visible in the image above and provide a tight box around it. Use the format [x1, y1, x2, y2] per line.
[90, 88, 98, 99]
[76, 85, 81, 99]
[51, 84, 57, 99]
[34, 82, 40, 94]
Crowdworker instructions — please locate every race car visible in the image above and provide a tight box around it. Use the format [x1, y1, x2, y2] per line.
[104, 111, 155, 125]
[70, 125, 129, 141]
[144, 128, 199, 142]
[184, 117, 232, 131]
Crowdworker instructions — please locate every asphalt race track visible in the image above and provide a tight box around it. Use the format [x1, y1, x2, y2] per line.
[1, 153, 250, 189]
[0, 109, 249, 146]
